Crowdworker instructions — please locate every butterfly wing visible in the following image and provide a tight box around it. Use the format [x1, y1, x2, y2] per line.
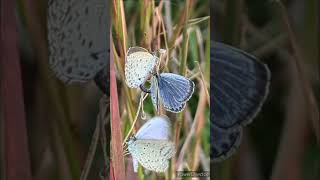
[211, 124, 242, 162]
[211, 41, 270, 130]
[125, 47, 158, 88]
[132, 157, 139, 173]
[135, 116, 171, 140]
[127, 46, 149, 55]
[152, 73, 194, 113]
[150, 75, 184, 113]
[48, 0, 108, 84]
[128, 140, 175, 172]
[150, 76, 160, 112]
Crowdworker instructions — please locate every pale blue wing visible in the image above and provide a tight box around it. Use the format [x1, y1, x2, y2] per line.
[211, 124, 242, 162]
[211, 41, 270, 130]
[48, 0, 108, 84]
[159, 73, 194, 102]
[154, 73, 194, 113]
[135, 116, 171, 140]
[150, 74, 185, 113]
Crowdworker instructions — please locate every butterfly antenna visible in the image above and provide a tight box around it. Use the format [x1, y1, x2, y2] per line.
[122, 141, 127, 148]
[122, 145, 128, 152]
[123, 151, 130, 156]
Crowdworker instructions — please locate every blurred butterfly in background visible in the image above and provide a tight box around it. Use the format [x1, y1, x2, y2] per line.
[126, 116, 176, 172]
[47, 2, 109, 179]
[211, 41, 270, 162]
[47, 0, 109, 95]
[125, 47, 194, 113]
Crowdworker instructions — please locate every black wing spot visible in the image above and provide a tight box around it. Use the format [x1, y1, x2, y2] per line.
[88, 41, 93, 48]
[90, 52, 100, 60]
[67, 67, 73, 74]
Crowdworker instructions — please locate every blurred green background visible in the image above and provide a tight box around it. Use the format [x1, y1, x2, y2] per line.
[212, 0, 319, 180]
[1, 1, 109, 180]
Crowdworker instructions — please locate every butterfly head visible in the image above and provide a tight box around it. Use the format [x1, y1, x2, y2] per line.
[127, 135, 137, 146]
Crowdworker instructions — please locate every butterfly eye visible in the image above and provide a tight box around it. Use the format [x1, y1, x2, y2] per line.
[128, 135, 136, 141]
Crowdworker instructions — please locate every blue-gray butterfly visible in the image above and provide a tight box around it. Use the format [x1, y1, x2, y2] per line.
[47, 0, 108, 90]
[150, 73, 194, 113]
[127, 116, 175, 172]
[125, 47, 194, 113]
[211, 41, 270, 162]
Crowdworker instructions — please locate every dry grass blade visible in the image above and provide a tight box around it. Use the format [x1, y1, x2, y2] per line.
[99, 97, 110, 180]
[18, 0, 82, 179]
[0, 1, 32, 179]
[110, 36, 125, 179]
[176, 80, 208, 171]
[274, 1, 319, 142]
[80, 96, 109, 180]
[270, 1, 319, 180]
[122, 93, 148, 146]
[79, 116, 100, 180]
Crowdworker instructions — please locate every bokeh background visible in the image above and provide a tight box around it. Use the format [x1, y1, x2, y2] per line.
[111, 0, 210, 179]
[212, 0, 319, 180]
[1, 0, 319, 180]
[1, 1, 109, 180]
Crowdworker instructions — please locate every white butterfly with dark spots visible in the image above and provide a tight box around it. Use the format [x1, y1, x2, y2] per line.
[125, 47, 158, 88]
[127, 116, 175, 172]
[47, 0, 108, 86]
[125, 47, 194, 113]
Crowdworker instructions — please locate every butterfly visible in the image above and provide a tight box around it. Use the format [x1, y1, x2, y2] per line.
[125, 47, 194, 113]
[47, 0, 109, 94]
[127, 116, 176, 172]
[211, 41, 270, 162]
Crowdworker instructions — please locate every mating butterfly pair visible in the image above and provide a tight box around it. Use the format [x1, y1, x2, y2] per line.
[47, 0, 270, 167]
